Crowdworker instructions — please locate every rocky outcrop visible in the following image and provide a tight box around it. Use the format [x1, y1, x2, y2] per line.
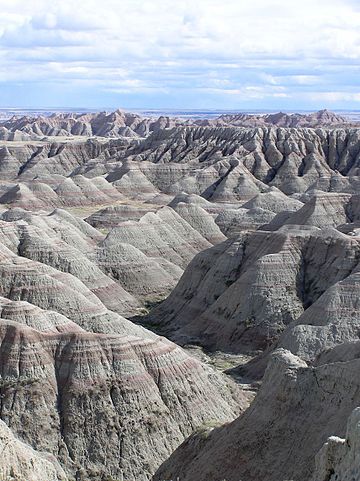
[101, 207, 211, 269]
[0, 420, 67, 481]
[2, 126, 360, 217]
[195, 109, 354, 129]
[0, 317, 247, 481]
[0, 199, 251, 481]
[241, 187, 303, 213]
[1, 110, 356, 142]
[0, 175, 124, 211]
[147, 225, 360, 353]
[1, 111, 360, 481]
[215, 206, 275, 236]
[0, 210, 142, 316]
[312, 407, 360, 481]
[96, 206, 214, 302]
[172, 203, 226, 244]
[86, 203, 159, 228]
[97, 241, 183, 302]
[278, 270, 360, 361]
[1, 110, 185, 140]
[154, 348, 360, 481]
[128, 126, 360, 196]
[265, 192, 360, 230]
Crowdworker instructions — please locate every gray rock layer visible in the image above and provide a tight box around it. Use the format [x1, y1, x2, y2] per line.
[154, 348, 360, 481]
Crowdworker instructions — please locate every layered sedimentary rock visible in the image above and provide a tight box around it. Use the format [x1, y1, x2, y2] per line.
[241, 187, 303, 213]
[0, 204, 248, 480]
[0, 296, 84, 333]
[215, 206, 275, 236]
[278, 270, 360, 361]
[265, 192, 360, 230]
[1, 110, 355, 142]
[127, 126, 360, 197]
[96, 241, 183, 302]
[0, 110, 184, 139]
[1, 125, 360, 217]
[154, 348, 360, 481]
[0, 209, 141, 316]
[0, 175, 124, 211]
[0, 139, 108, 180]
[147, 226, 360, 353]
[171, 203, 226, 244]
[195, 109, 354, 129]
[96, 207, 214, 301]
[0, 420, 67, 481]
[86, 203, 159, 228]
[0, 317, 247, 481]
[1, 110, 360, 481]
[101, 207, 211, 269]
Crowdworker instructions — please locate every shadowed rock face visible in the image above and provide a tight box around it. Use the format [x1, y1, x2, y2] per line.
[154, 348, 360, 481]
[127, 127, 360, 196]
[264, 191, 360, 230]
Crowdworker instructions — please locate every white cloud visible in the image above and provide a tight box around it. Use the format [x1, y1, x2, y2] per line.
[0, 0, 359, 106]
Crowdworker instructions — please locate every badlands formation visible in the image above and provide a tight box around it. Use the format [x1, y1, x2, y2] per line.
[0, 109, 360, 480]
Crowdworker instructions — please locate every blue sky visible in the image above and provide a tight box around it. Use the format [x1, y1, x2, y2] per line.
[1, 0, 360, 110]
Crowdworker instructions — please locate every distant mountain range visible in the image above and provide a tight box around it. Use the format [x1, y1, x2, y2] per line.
[0, 108, 358, 141]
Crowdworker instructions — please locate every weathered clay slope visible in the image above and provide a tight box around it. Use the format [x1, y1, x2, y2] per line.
[0, 318, 247, 481]
[0, 210, 141, 316]
[172, 203, 226, 245]
[0, 237, 148, 336]
[265, 191, 360, 230]
[147, 226, 360, 353]
[195, 109, 354, 129]
[0, 420, 67, 481]
[2, 126, 360, 217]
[0, 204, 250, 481]
[0, 175, 124, 211]
[1, 110, 184, 139]
[312, 407, 360, 481]
[0, 296, 84, 333]
[154, 348, 360, 481]
[278, 270, 360, 361]
[2, 109, 352, 142]
[0, 139, 110, 180]
[0, 203, 221, 309]
[128, 126, 360, 196]
[86, 203, 159, 228]
[101, 206, 211, 269]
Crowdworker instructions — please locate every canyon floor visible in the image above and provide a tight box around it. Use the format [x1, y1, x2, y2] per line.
[1, 108, 360, 481]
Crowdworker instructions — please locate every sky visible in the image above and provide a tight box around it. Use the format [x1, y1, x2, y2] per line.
[0, 0, 360, 110]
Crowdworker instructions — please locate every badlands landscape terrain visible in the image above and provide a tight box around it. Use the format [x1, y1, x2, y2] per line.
[1, 108, 360, 481]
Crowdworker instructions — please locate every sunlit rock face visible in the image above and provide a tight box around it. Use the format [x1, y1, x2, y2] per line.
[0, 299, 247, 481]
[147, 224, 360, 353]
[0, 111, 360, 481]
[0, 419, 67, 481]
